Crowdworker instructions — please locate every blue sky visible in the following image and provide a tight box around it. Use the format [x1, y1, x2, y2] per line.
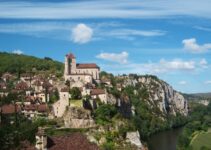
[0, 0, 211, 93]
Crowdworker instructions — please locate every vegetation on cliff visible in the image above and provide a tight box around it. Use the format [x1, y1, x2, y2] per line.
[100, 72, 188, 141]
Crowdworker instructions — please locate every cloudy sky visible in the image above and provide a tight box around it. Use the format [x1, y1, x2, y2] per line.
[0, 0, 211, 93]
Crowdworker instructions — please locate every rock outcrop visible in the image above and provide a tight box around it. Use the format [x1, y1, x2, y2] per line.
[123, 75, 188, 116]
[63, 107, 95, 128]
[126, 131, 144, 150]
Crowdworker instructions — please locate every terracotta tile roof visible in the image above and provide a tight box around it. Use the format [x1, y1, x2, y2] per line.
[91, 89, 105, 95]
[0, 104, 21, 114]
[61, 87, 69, 92]
[23, 104, 48, 112]
[48, 133, 99, 150]
[66, 53, 75, 59]
[15, 81, 29, 90]
[37, 104, 48, 112]
[76, 63, 99, 69]
[69, 73, 92, 76]
[42, 80, 53, 88]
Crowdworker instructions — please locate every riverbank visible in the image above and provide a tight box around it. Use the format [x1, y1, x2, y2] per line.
[147, 127, 184, 150]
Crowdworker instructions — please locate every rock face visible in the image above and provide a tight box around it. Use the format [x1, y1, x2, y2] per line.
[124, 76, 188, 116]
[63, 107, 95, 128]
[126, 131, 144, 150]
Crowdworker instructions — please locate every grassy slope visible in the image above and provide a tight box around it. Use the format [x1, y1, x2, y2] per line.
[191, 129, 211, 150]
[0, 52, 63, 75]
[70, 99, 83, 107]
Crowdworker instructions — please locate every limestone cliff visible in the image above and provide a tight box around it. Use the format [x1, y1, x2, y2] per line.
[63, 107, 95, 128]
[123, 75, 188, 116]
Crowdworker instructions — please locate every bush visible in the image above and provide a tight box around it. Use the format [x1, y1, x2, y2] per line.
[94, 104, 117, 125]
[70, 87, 81, 100]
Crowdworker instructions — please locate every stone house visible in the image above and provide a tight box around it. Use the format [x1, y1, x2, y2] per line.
[52, 87, 69, 118]
[90, 89, 107, 103]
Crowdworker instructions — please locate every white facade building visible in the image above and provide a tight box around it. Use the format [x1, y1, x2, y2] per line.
[64, 53, 100, 83]
[53, 88, 69, 117]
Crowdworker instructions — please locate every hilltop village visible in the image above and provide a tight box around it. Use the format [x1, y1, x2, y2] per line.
[0, 52, 188, 150]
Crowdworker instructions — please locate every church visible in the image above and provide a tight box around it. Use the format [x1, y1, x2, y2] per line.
[64, 53, 100, 83]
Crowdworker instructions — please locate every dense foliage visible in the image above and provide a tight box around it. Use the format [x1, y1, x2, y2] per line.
[69, 87, 82, 100]
[0, 116, 55, 150]
[94, 104, 118, 125]
[0, 52, 63, 77]
[177, 102, 211, 150]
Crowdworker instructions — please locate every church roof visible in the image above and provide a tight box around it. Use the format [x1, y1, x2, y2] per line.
[76, 63, 99, 69]
[66, 53, 75, 59]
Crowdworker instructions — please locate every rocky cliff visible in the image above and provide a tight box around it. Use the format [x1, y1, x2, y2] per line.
[63, 107, 96, 128]
[122, 75, 188, 116]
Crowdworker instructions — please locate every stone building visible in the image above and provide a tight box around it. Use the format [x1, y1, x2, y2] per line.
[64, 53, 100, 83]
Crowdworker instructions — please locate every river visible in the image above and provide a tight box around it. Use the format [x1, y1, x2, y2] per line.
[147, 127, 184, 150]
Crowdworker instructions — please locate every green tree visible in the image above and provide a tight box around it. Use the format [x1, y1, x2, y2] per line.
[94, 104, 117, 125]
[69, 87, 81, 100]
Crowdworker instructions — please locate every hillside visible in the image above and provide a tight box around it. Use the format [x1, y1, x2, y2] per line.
[183, 92, 211, 101]
[0, 52, 64, 76]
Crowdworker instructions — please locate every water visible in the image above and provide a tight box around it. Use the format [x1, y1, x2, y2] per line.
[147, 127, 183, 150]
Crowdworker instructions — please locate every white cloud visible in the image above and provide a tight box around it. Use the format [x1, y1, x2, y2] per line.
[99, 57, 208, 75]
[12, 49, 23, 55]
[71, 24, 93, 44]
[96, 51, 128, 64]
[194, 26, 211, 32]
[159, 59, 195, 70]
[199, 58, 208, 69]
[178, 81, 187, 85]
[204, 81, 211, 84]
[182, 38, 211, 53]
[1, 1, 211, 19]
[106, 29, 166, 37]
[199, 58, 207, 66]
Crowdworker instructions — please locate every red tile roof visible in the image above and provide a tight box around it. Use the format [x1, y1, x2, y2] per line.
[66, 53, 75, 59]
[15, 81, 29, 90]
[42, 81, 53, 88]
[77, 63, 99, 69]
[91, 89, 105, 95]
[61, 87, 69, 92]
[48, 133, 99, 150]
[22, 133, 99, 150]
[23, 104, 48, 112]
[0, 104, 21, 114]
[37, 104, 48, 112]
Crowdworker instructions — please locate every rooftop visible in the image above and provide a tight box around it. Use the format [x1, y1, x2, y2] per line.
[76, 63, 99, 69]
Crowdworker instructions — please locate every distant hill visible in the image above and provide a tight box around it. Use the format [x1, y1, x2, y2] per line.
[183, 92, 211, 101]
[0, 52, 64, 76]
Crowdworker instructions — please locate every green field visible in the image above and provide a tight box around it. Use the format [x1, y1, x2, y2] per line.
[70, 99, 83, 107]
[191, 129, 211, 150]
